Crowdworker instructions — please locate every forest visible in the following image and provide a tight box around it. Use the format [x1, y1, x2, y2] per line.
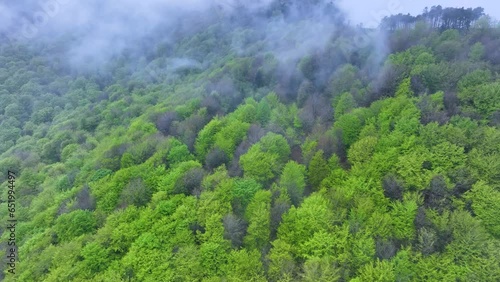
[381, 6, 485, 31]
[0, 0, 500, 281]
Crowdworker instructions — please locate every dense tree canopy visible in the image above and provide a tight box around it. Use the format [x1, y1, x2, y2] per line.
[1, 1, 500, 281]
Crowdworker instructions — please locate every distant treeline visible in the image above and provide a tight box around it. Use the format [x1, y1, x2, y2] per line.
[382, 6, 485, 31]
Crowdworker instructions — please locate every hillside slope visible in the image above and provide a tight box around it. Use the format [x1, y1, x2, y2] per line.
[1, 1, 500, 281]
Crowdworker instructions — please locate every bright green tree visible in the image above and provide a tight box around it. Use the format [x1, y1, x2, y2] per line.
[280, 161, 307, 206]
[244, 190, 271, 251]
[307, 150, 329, 191]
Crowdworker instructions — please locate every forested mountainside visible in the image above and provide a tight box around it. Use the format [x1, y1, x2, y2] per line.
[1, 1, 500, 281]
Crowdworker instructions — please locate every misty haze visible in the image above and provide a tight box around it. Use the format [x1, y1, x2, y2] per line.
[1, 0, 500, 281]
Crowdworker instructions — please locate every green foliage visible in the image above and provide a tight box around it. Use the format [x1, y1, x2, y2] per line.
[395, 77, 414, 98]
[53, 210, 97, 242]
[170, 245, 203, 281]
[160, 160, 202, 194]
[214, 119, 250, 158]
[430, 141, 466, 173]
[458, 81, 500, 119]
[55, 174, 72, 191]
[307, 150, 329, 191]
[395, 147, 434, 189]
[60, 143, 79, 162]
[118, 178, 153, 208]
[349, 232, 376, 273]
[278, 193, 335, 258]
[120, 152, 135, 169]
[0, 157, 22, 184]
[465, 181, 500, 237]
[119, 232, 172, 281]
[435, 40, 462, 61]
[390, 45, 430, 71]
[458, 69, 492, 90]
[256, 98, 272, 124]
[167, 142, 194, 166]
[244, 190, 271, 250]
[334, 92, 357, 119]
[378, 96, 421, 136]
[231, 99, 258, 123]
[329, 64, 362, 98]
[467, 127, 500, 185]
[175, 99, 200, 119]
[301, 138, 318, 165]
[200, 240, 229, 277]
[4, 7, 500, 281]
[354, 259, 395, 282]
[469, 42, 485, 61]
[240, 133, 290, 183]
[128, 119, 157, 137]
[90, 169, 113, 182]
[267, 239, 296, 281]
[280, 161, 307, 206]
[233, 178, 262, 210]
[334, 113, 362, 146]
[195, 117, 224, 160]
[390, 197, 418, 240]
[81, 242, 110, 274]
[301, 256, 341, 282]
[348, 136, 378, 166]
[415, 52, 436, 65]
[270, 103, 301, 134]
[225, 249, 266, 281]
